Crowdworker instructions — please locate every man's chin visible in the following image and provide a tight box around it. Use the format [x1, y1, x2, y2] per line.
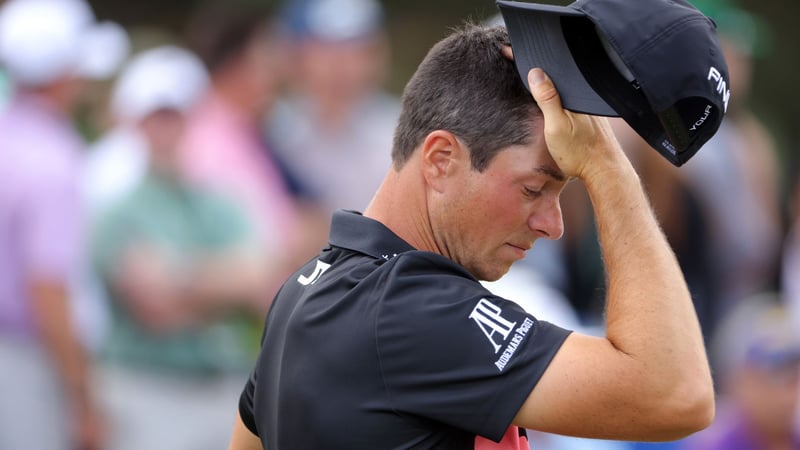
[473, 263, 513, 283]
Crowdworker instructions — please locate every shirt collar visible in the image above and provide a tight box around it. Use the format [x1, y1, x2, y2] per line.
[329, 210, 416, 261]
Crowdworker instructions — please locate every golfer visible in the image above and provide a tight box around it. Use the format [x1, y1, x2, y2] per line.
[228, 22, 715, 450]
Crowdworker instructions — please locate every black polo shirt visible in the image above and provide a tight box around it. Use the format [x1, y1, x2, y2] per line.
[239, 210, 571, 449]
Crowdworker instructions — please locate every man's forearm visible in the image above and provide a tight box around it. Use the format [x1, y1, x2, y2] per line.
[584, 155, 713, 418]
[29, 280, 92, 402]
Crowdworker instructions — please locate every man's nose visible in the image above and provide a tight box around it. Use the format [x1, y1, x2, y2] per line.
[528, 196, 564, 240]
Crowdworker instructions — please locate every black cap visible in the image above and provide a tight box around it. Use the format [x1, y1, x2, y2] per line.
[497, 0, 731, 166]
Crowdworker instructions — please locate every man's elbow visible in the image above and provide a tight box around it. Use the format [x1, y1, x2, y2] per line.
[679, 389, 715, 436]
[654, 379, 716, 440]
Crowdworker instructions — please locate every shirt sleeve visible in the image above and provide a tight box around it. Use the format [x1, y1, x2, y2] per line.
[238, 369, 259, 436]
[375, 252, 572, 443]
[238, 316, 271, 438]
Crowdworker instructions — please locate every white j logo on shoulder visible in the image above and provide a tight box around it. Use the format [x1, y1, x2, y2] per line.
[469, 299, 517, 353]
[297, 260, 331, 286]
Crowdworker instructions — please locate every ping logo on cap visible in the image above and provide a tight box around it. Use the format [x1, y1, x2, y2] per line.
[708, 66, 731, 113]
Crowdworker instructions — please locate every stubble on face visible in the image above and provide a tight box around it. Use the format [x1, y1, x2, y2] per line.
[431, 160, 526, 282]
[431, 137, 564, 282]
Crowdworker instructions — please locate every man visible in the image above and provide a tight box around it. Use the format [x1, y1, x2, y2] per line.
[228, 25, 714, 449]
[0, 0, 127, 449]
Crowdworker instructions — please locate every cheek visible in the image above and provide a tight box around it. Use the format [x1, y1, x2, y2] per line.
[464, 198, 524, 260]
[482, 187, 527, 230]
[437, 185, 490, 251]
[441, 173, 522, 253]
[456, 182, 505, 230]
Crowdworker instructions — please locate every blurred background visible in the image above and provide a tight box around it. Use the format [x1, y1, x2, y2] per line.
[84, 0, 800, 174]
[0, 0, 798, 449]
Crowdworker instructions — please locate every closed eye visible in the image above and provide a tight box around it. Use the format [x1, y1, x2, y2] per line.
[523, 186, 542, 198]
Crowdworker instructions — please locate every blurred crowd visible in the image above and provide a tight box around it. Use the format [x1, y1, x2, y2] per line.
[0, 0, 797, 449]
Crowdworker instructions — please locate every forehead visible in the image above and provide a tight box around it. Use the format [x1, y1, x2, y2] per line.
[486, 133, 563, 182]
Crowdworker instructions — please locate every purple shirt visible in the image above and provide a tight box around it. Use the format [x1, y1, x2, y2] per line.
[682, 409, 800, 450]
[0, 93, 85, 338]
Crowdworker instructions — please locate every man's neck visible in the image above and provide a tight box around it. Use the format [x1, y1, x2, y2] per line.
[364, 164, 440, 255]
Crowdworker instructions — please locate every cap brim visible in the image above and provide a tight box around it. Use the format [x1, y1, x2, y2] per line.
[497, 0, 616, 116]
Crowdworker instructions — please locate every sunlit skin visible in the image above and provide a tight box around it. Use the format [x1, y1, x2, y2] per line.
[425, 119, 569, 282]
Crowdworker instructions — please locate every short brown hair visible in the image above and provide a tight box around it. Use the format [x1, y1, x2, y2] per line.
[392, 24, 542, 172]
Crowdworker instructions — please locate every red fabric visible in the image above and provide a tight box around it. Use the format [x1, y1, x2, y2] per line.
[475, 426, 529, 449]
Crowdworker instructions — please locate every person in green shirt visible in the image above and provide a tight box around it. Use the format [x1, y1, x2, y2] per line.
[91, 45, 275, 450]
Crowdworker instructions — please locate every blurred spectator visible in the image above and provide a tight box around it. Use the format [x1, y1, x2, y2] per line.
[679, 0, 783, 327]
[0, 67, 9, 111]
[91, 45, 268, 450]
[681, 293, 800, 450]
[0, 0, 127, 449]
[179, 5, 319, 297]
[267, 0, 400, 215]
[784, 169, 800, 358]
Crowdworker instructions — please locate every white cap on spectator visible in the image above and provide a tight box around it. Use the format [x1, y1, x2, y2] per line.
[111, 45, 209, 123]
[0, 0, 129, 86]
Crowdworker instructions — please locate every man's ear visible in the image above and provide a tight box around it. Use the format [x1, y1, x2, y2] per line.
[420, 130, 465, 193]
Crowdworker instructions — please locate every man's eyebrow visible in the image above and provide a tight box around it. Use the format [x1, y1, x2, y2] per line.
[534, 166, 567, 182]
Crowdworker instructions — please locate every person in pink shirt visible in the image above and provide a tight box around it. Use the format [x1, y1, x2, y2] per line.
[179, 6, 324, 299]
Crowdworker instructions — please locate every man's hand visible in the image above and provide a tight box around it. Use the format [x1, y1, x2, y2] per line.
[527, 68, 625, 182]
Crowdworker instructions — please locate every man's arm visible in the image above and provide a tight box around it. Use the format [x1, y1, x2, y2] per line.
[29, 280, 103, 450]
[513, 68, 714, 441]
[228, 412, 263, 450]
[108, 244, 272, 331]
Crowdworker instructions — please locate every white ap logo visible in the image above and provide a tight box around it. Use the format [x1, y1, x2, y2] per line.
[298, 260, 331, 286]
[469, 299, 517, 353]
